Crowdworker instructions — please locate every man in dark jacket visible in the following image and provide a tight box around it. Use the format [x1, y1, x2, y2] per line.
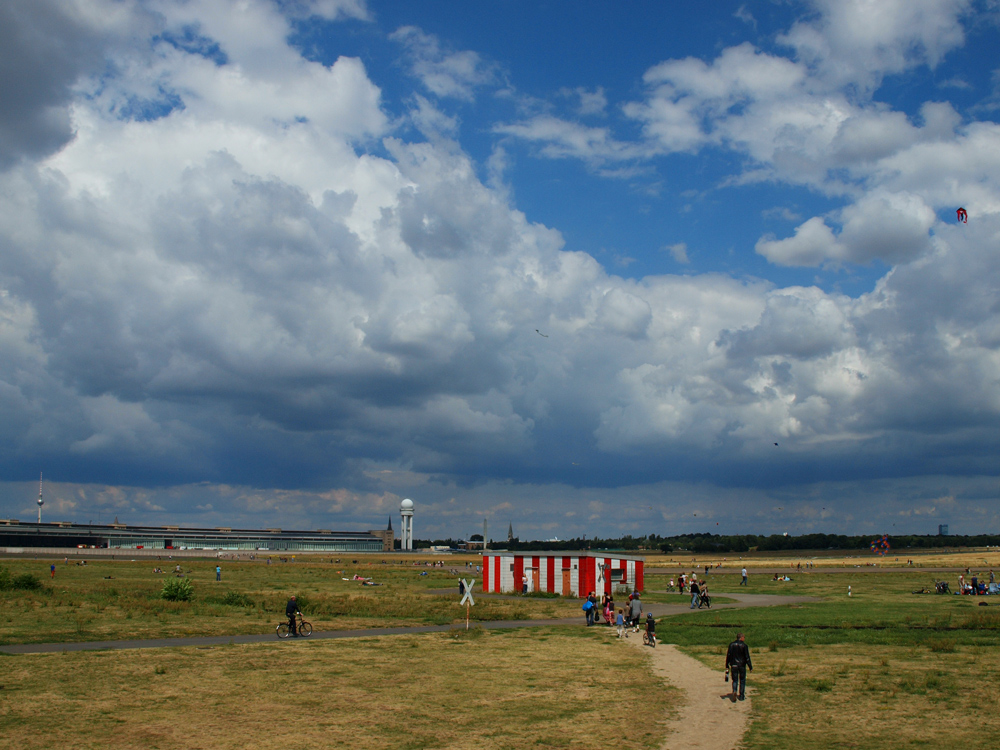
[725, 632, 753, 700]
[689, 579, 701, 608]
[286, 595, 300, 636]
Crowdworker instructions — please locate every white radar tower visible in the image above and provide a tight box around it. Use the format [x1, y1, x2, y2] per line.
[37, 472, 44, 524]
[400, 498, 414, 551]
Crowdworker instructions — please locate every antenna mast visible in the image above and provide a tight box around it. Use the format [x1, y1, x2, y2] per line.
[37, 472, 44, 524]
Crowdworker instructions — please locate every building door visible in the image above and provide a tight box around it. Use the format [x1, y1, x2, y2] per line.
[562, 568, 571, 596]
[531, 568, 540, 593]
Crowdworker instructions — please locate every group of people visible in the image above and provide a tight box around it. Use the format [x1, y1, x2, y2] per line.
[958, 569, 995, 595]
[578, 590, 656, 646]
[665, 572, 712, 608]
[581, 588, 752, 698]
[582, 590, 646, 629]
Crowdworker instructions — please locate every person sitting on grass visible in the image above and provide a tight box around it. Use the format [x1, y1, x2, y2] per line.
[286, 595, 300, 636]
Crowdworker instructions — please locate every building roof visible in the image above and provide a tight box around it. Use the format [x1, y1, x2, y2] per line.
[0, 520, 389, 551]
[482, 550, 645, 561]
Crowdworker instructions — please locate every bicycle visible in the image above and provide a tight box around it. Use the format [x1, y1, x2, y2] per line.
[276, 613, 313, 638]
[642, 630, 656, 648]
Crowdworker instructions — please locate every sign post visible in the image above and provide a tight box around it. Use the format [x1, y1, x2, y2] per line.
[459, 579, 476, 630]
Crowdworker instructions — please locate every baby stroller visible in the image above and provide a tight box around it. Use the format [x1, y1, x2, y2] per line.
[699, 590, 712, 608]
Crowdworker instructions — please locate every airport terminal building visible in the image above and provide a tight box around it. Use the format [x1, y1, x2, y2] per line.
[0, 519, 394, 553]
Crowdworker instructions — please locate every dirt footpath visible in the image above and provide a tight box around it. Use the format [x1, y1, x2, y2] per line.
[623, 636, 750, 750]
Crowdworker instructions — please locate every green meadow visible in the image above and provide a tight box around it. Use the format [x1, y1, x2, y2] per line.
[2, 551, 998, 749]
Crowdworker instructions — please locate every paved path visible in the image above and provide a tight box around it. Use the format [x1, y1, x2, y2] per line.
[0, 618, 586, 654]
[645, 591, 819, 617]
[0, 592, 817, 655]
[646, 567, 965, 575]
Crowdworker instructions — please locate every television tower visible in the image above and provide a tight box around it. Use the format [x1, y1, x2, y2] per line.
[37, 472, 44, 524]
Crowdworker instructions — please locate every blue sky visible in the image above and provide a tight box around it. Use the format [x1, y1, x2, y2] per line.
[1, 0, 999, 540]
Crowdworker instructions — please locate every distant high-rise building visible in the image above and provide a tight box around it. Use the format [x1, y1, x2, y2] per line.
[938, 524, 949, 536]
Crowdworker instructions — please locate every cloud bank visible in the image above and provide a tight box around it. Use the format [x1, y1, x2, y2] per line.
[0, 0, 998, 537]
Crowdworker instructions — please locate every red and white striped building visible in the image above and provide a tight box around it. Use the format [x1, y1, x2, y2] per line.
[482, 551, 644, 598]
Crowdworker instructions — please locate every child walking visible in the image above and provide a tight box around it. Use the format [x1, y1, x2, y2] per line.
[616, 608, 625, 638]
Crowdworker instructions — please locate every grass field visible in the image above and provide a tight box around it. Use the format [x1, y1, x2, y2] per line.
[645, 547, 1000, 571]
[0, 556, 579, 645]
[0, 626, 675, 750]
[654, 568, 1000, 749]
[2, 550, 998, 748]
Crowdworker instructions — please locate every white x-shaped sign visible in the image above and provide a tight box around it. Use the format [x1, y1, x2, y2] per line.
[459, 579, 476, 606]
[597, 563, 607, 583]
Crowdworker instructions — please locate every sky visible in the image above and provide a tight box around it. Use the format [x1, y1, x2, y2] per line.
[1, 0, 999, 541]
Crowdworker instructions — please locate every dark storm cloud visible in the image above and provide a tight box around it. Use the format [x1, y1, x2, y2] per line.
[0, 1, 113, 168]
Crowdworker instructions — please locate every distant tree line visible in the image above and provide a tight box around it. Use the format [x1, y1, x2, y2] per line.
[405, 532, 1000, 554]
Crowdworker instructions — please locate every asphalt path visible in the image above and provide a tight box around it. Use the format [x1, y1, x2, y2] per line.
[0, 592, 819, 655]
[645, 567, 969, 575]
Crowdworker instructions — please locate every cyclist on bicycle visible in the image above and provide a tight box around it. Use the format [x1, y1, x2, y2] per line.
[645, 612, 656, 644]
[286, 595, 300, 636]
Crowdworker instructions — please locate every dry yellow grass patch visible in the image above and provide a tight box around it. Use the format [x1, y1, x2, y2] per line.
[1, 626, 677, 750]
[645, 548, 1000, 571]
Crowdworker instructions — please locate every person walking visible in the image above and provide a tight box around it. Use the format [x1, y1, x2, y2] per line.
[725, 633, 753, 701]
[216, 565, 222, 582]
[690, 578, 701, 609]
[583, 592, 596, 626]
[740, 567, 748, 586]
[629, 592, 643, 631]
[50, 563, 56, 579]
[616, 608, 625, 638]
